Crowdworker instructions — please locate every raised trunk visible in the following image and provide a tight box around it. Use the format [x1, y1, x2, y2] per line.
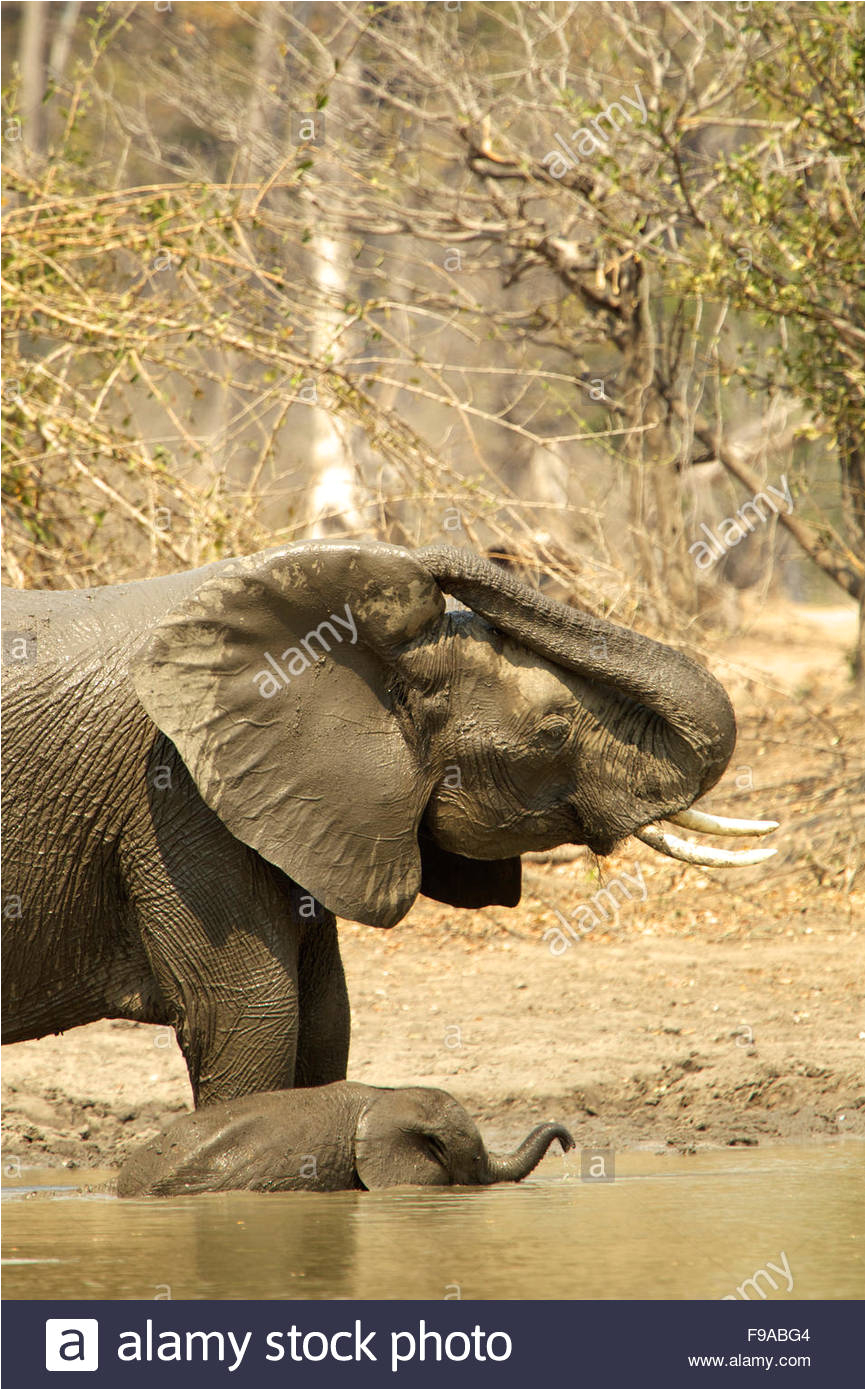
[483, 1122, 574, 1184]
[418, 545, 736, 797]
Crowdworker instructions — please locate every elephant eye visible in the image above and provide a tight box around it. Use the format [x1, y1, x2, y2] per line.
[536, 715, 571, 751]
[421, 1133, 448, 1167]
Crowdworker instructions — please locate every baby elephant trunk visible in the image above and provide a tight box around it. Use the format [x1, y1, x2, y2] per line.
[483, 1122, 574, 1183]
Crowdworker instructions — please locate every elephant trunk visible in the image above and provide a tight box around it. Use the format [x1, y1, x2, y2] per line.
[417, 546, 736, 793]
[482, 1122, 575, 1184]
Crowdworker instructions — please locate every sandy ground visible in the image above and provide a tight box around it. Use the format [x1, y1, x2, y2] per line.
[3, 597, 863, 1170]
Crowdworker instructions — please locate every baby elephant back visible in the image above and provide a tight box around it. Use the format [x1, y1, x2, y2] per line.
[117, 1089, 358, 1197]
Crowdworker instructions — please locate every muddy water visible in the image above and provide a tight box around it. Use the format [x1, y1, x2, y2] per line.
[3, 1143, 862, 1301]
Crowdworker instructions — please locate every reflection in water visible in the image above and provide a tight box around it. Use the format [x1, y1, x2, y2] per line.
[2, 1144, 862, 1301]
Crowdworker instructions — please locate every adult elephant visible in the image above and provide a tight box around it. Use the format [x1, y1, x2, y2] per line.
[2, 542, 775, 1103]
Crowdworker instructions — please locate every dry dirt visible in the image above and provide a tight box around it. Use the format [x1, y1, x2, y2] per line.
[3, 597, 863, 1171]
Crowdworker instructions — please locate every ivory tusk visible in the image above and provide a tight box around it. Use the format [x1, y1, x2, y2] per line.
[666, 808, 779, 837]
[636, 823, 777, 867]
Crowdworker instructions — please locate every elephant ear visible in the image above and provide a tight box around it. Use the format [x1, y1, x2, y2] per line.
[354, 1089, 451, 1189]
[130, 541, 445, 928]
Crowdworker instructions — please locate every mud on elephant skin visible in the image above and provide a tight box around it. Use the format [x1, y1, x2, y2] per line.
[2, 541, 777, 1105]
[116, 1082, 575, 1196]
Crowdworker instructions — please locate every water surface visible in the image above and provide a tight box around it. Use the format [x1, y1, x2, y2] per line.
[3, 1143, 862, 1301]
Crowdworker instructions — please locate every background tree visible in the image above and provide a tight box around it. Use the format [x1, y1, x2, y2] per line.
[2, 0, 862, 657]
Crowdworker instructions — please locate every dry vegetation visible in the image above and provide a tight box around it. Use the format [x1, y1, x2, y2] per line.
[2, 2, 863, 634]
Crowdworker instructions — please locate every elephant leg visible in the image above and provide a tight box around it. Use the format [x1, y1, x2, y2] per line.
[128, 845, 304, 1106]
[143, 929, 302, 1105]
[293, 912, 350, 1088]
[172, 961, 301, 1106]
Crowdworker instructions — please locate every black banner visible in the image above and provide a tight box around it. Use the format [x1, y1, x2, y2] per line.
[3, 1299, 863, 1389]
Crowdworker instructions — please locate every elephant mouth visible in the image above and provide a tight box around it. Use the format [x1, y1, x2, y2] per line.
[427, 795, 778, 870]
[634, 806, 779, 867]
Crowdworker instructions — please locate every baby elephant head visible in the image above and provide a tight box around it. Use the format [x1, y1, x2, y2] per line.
[356, 1087, 573, 1189]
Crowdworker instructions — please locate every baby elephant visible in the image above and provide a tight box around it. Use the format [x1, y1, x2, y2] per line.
[117, 1081, 574, 1197]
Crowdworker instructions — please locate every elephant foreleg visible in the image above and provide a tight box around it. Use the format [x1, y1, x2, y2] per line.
[129, 851, 304, 1105]
[142, 928, 302, 1106]
[293, 913, 350, 1088]
[176, 987, 300, 1106]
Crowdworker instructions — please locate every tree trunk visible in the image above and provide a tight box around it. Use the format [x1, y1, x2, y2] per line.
[20, 0, 47, 155]
[622, 265, 694, 620]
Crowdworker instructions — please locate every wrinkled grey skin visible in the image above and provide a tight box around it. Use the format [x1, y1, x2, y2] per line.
[2, 541, 736, 1105]
[116, 1081, 574, 1196]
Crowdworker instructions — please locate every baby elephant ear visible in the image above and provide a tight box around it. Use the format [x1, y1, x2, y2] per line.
[354, 1089, 451, 1189]
[130, 541, 444, 928]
